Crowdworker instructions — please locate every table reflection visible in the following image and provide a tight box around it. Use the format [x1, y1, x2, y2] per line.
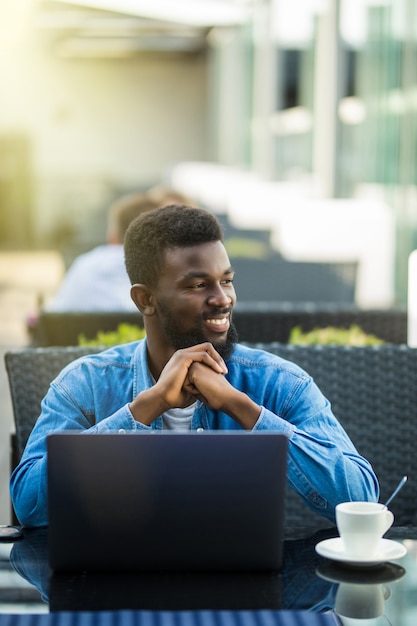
[317, 561, 406, 625]
[9, 527, 338, 612]
[8, 526, 417, 621]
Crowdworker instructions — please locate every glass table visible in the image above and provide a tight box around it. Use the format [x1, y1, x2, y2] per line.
[0, 526, 416, 625]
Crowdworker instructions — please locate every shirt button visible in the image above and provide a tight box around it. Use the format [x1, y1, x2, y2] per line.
[118, 428, 126, 434]
[196, 427, 205, 432]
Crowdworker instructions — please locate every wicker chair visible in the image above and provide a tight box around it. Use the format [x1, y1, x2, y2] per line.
[5, 344, 417, 528]
[250, 343, 417, 528]
[5, 346, 104, 463]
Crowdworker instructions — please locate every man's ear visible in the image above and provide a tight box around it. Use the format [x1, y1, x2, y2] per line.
[130, 284, 155, 316]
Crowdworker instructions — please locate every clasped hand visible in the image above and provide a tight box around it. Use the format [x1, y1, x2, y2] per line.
[158, 342, 229, 410]
[130, 342, 261, 428]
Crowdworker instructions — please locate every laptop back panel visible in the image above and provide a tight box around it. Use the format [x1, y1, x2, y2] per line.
[47, 431, 287, 573]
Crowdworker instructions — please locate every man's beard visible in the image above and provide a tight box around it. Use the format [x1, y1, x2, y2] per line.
[156, 302, 239, 361]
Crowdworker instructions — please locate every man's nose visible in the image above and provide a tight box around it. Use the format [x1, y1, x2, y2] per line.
[207, 284, 233, 306]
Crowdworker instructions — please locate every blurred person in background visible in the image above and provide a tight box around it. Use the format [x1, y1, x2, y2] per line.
[44, 188, 192, 312]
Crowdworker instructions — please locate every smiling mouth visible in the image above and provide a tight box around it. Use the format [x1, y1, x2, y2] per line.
[203, 311, 231, 333]
[205, 317, 228, 325]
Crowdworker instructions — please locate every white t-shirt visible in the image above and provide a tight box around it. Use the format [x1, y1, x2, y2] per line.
[162, 404, 196, 431]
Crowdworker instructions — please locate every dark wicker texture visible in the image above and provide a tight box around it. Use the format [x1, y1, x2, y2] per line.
[5, 344, 417, 528]
[31, 305, 407, 347]
[248, 343, 417, 528]
[5, 346, 104, 462]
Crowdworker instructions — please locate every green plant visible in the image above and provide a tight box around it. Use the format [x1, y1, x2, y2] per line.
[289, 324, 385, 346]
[78, 323, 146, 347]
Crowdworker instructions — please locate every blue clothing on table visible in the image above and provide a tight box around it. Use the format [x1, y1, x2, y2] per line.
[10, 339, 379, 527]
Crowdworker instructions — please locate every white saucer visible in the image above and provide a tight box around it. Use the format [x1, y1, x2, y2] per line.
[315, 537, 407, 567]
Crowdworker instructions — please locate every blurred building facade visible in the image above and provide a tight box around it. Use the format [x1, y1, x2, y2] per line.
[0, 0, 416, 303]
[208, 0, 417, 305]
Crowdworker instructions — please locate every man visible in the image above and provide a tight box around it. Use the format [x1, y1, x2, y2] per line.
[10, 205, 379, 527]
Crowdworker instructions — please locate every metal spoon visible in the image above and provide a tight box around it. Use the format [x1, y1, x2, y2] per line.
[384, 475, 408, 508]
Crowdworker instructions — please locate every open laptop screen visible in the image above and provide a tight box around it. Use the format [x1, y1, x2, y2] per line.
[47, 431, 288, 573]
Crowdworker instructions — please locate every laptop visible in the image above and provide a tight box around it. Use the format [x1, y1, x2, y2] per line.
[47, 431, 288, 573]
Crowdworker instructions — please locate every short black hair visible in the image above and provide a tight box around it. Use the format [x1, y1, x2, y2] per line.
[124, 204, 224, 287]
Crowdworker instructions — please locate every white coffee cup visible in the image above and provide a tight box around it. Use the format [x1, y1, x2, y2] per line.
[336, 501, 394, 559]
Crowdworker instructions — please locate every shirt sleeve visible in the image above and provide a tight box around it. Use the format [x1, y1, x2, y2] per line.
[9, 383, 139, 527]
[252, 376, 380, 522]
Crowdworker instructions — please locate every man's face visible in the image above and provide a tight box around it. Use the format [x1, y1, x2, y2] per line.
[152, 241, 238, 359]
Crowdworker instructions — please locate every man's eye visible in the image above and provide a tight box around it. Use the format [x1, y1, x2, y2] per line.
[221, 278, 234, 285]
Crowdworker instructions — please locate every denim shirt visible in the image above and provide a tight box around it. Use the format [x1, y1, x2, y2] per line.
[10, 340, 379, 527]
